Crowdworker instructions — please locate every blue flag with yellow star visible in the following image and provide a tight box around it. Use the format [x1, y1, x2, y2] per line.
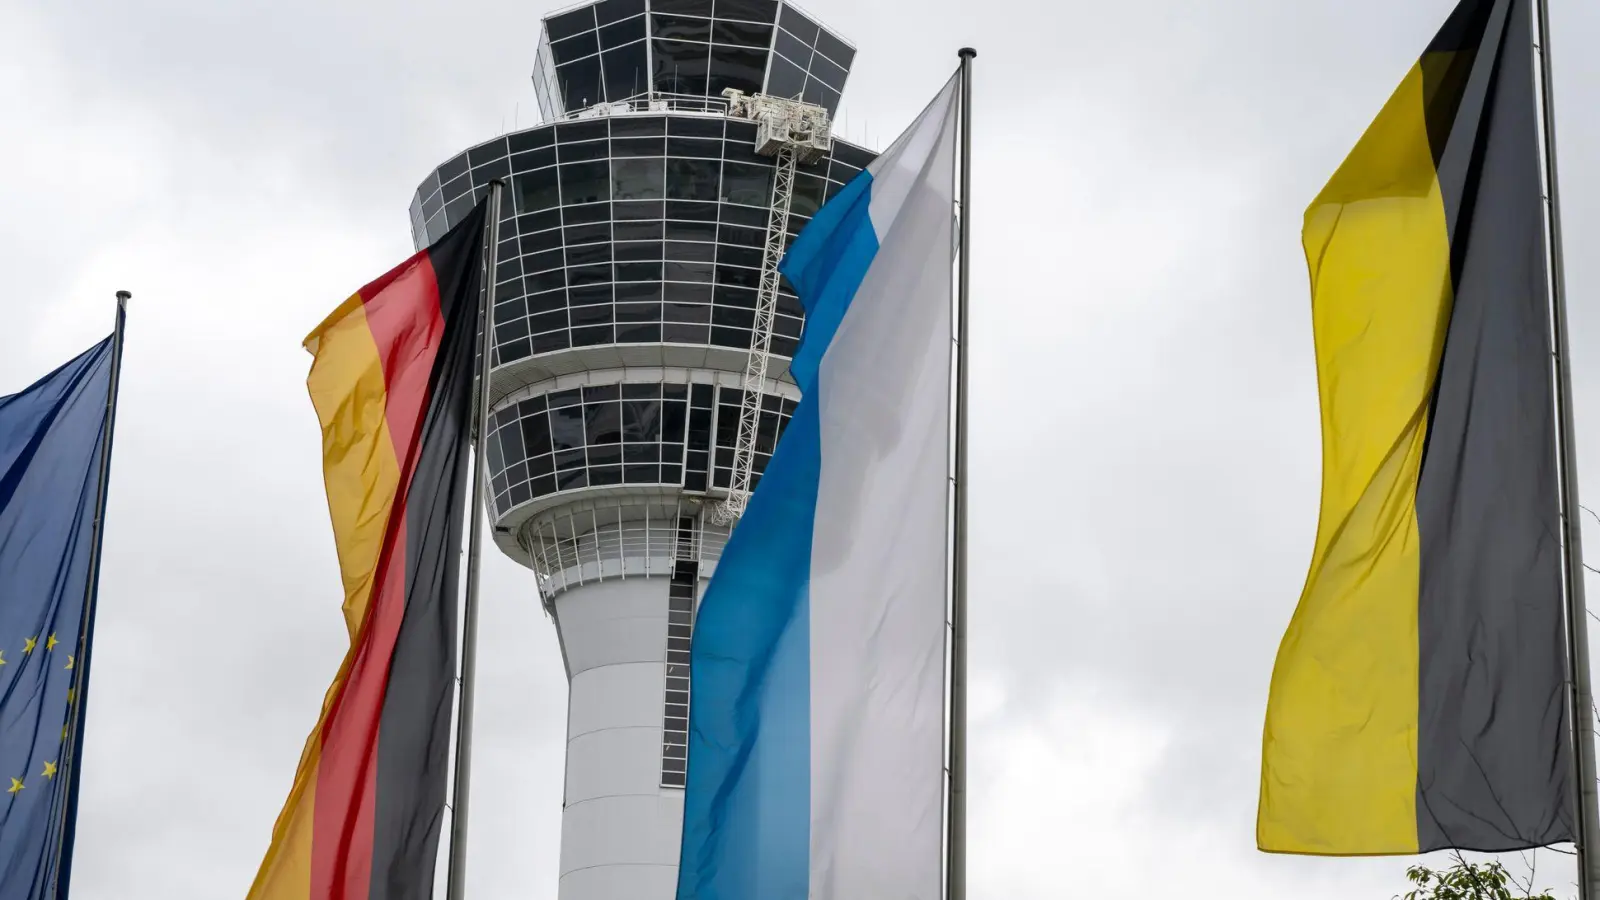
[0, 332, 117, 899]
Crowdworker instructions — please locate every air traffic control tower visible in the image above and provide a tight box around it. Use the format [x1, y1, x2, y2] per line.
[407, 2, 873, 896]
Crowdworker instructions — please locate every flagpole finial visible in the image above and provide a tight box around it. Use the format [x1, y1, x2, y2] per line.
[114, 291, 131, 301]
[959, 47, 976, 59]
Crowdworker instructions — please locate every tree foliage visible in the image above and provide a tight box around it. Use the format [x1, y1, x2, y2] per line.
[1398, 859, 1559, 900]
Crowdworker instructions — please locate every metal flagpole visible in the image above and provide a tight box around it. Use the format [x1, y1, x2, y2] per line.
[49, 290, 130, 898]
[446, 182, 505, 900]
[1533, 1, 1600, 896]
[947, 47, 975, 900]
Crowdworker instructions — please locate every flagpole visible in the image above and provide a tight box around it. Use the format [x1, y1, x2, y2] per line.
[1533, 1, 1600, 895]
[947, 46, 975, 900]
[49, 290, 130, 898]
[446, 183, 504, 900]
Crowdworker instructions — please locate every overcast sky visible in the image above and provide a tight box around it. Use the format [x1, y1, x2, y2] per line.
[5, 0, 1600, 897]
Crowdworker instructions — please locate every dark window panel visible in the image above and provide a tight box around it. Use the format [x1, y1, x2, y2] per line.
[525, 395, 550, 416]
[722, 137, 769, 167]
[547, 7, 598, 42]
[613, 157, 666, 200]
[617, 261, 665, 281]
[625, 465, 661, 485]
[774, 292, 803, 318]
[771, 335, 799, 358]
[717, 265, 760, 288]
[717, 243, 764, 269]
[765, 54, 807, 100]
[549, 389, 584, 409]
[666, 241, 717, 262]
[623, 383, 662, 401]
[615, 199, 666, 220]
[570, 303, 615, 327]
[773, 314, 803, 339]
[439, 153, 471, 184]
[777, 7, 819, 44]
[528, 265, 566, 291]
[711, 305, 756, 329]
[668, 117, 724, 138]
[618, 323, 662, 343]
[617, 302, 663, 323]
[557, 120, 610, 143]
[615, 282, 660, 303]
[652, 13, 712, 42]
[556, 57, 606, 109]
[468, 139, 509, 169]
[666, 200, 719, 222]
[827, 160, 861, 186]
[666, 219, 718, 242]
[664, 384, 689, 401]
[512, 147, 558, 173]
[601, 15, 648, 48]
[707, 44, 768, 95]
[586, 385, 623, 406]
[664, 281, 714, 305]
[720, 202, 768, 230]
[509, 127, 555, 153]
[602, 39, 650, 100]
[813, 29, 854, 71]
[551, 30, 601, 66]
[712, 20, 772, 48]
[573, 325, 615, 346]
[714, 0, 778, 22]
[591, 465, 624, 486]
[570, 264, 614, 286]
[664, 302, 712, 324]
[664, 323, 711, 344]
[557, 139, 608, 163]
[532, 331, 571, 354]
[510, 480, 535, 507]
[557, 467, 589, 492]
[564, 201, 612, 225]
[568, 243, 614, 266]
[495, 294, 529, 321]
[550, 406, 586, 450]
[611, 116, 667, 137]
[616, 240, 665, 261]
[497, 418, 525, 460]
[521, 411, 555, 457]
[666, 158, 721, 202]
[566, 222, 613, 245]
[691, 384, 714, 408]
[832, 142, 875, 170]
[522, 209, 563, 233]
[791, 173, 828, 218]
[718, 223, 765, 245]
[445, 193, 477, 227]
[802, 77, 841, 115]
[421, 189, 444, 220]
[667, 137, 723, 159]
[596, 0, 646, 25]
[570, 284, 615, 305]
[529, 453, 556, 479]
[684, 471, 708, 493]
[442, 173, 471, 202]
[712, 326, 753, 349]
[652, 0, 713, 14]
[529, 305, 569, 331]
[653, 39, 711, 95]
[495, 256, 521, 283]
[527, 249, 564, 274]
[666, 261, 715, 282]
[623, 399, 662, 441]
[615, 220, 666, 240]
[809, 50, 848, 90]
[613, 137, 666, 159]
[714, 285, 758, 308]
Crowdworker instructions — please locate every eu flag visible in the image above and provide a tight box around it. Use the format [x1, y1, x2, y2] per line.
[0, 332, 118, 899]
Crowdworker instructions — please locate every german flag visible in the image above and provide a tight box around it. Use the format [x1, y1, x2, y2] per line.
[248, 198, 487, 898]
[1258, 0, 1572, 856]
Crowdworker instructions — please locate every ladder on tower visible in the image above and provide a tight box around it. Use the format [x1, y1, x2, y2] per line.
[712, 89, 833, 525]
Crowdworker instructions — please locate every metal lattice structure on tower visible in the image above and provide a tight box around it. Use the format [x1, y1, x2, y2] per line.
[714, 90, 833, 524]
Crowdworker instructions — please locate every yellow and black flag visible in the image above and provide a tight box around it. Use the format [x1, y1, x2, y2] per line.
[1259, 0, 1572, 855]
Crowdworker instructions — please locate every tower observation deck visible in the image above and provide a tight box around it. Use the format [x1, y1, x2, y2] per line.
[407, 2, 874, 896]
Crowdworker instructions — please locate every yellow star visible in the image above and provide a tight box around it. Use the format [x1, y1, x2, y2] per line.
[64, 656, 73, 671]
[45, 634, 57, 652]
[61, 725, 67, 741]
[40, 762, 55, 780]
[22, 637, 36, 655]
[0, 650, 7, 666]
[66, 688, 75, 704]
[7, 778, 22, 794]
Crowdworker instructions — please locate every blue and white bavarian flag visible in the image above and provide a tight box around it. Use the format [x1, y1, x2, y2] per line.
[0, 332, 117, 899]
[677, 72, 960, 900]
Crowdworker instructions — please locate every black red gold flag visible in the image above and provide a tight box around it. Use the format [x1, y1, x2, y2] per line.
[249, 199, 486, 898]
